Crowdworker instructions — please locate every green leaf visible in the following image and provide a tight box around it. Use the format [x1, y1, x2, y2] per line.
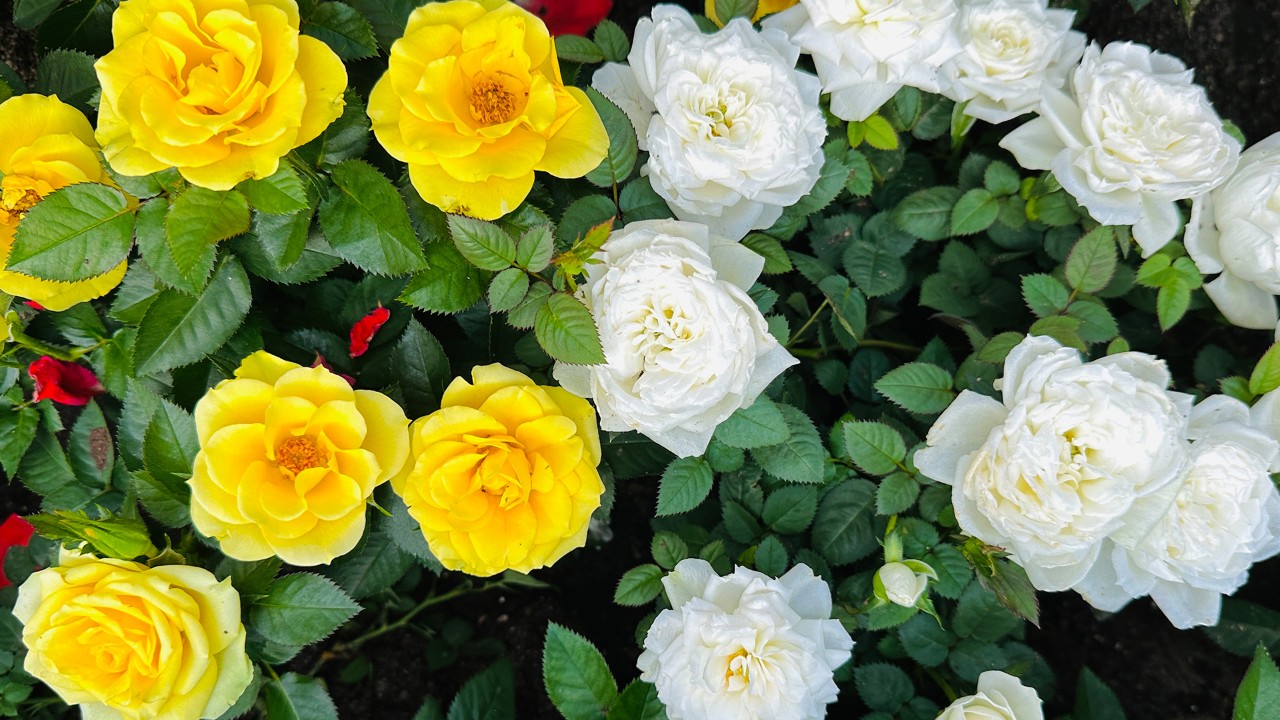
[876, 472, 919, 515]
[68, 401, 113, 489]
[593, 20, 630, 62]
[818, 275, 867, 344]
[515, 224, 555, 272]
[320, 160, 427, 275]
[855, 663, 914, 713]
[1065, 226, 1118, 294]
[712, 396, 790, 449]
[950, 188, 998, 236]
[842, 420, 906, 476]
[488, 268, 530, 313]
[754, 534, 788, 576]
[811, 478, 877, 565]
[303, 1, 378, 59]
[400, 240, 489, 314]
[386, 492, 442, 573]
[1235, 646, 1280, 720]
[133, 257, 252, 375]
[619, 176, 671, 224]
[973, 555, 1040, 626]
[1075, 667, 1127, 720]
[722, 499, 762, 543]
[750, 404, 826, 484]
[8, 183, 133, 281]
[953, 582, 1022, 642]
[167, 187, 251, 284]
[236, 165, 308, 215]
[650, 531, 688, 570]
[1068, 299, 1119, 344]
[265, 673, 339, 720]
[713, 0, 758, 23]
[295, 89, 371, 167]
[788, 153, 850, 217]
[1156, 281, 1193, 330]
[34, 49, 98, 114]
[606, 681, 664, 720]
[874, 362, 955, 414]
[19, 428, 99, 509]
[1207, 599, 1280, 657]
[555, 35, 605, 64]
[387, 319, 450, 418]
[535, 292, 605, 365]
[1021, 273, 1070, 318]
[843, 237, 908, 298]
[134, 199, 209, 295]
[656, 457, 714, 516]
[741, 233, 792, 274]
[323, 517, 413, 600]
[251, 573, 361, 648]
[898, 613, 953, 667]
[449, 215, 517, 271]
[863, 114, 900, 151]
[1029, 315, 1085, 352]
[892, 187, 961, 242]
[983, 161, 1021, 196]
[543, 623, 618, 720]
[14, 0, 61, 28]
[449, 660, 516, 720]
[584, 88, 638, 188]
[614, 564, 664, 607]
[344, 0, 414, 50]
[762, 485, 818, 535]
[845, 149, 875, 197]
[0, 404, 39, 476]
[1250, 343, 1280, 396]
[924, 545, 972, 600]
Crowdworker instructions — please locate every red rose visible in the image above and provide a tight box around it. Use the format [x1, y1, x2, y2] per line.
[28, 356, 105, 406]
[517, 0, 612, 37]
[349, 306, 391, 358]
[0, 514, 35, 588]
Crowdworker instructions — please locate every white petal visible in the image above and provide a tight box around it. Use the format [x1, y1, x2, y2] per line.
[1149, 581, 1223, 629]
[999, 117, 1065, 171]
[1203, 272, 1280, 330]
[1131, 196, 1182, 257]
[915, 391, 1007, 486]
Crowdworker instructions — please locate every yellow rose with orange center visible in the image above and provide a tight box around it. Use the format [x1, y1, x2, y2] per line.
[0, 94, 126, 311]
[394, 364, 604, 576]
[94, 0, 347, 190]
[367, 0, 609, 220]
[13, 551, 253, 720]
[190, 351, 410, 565]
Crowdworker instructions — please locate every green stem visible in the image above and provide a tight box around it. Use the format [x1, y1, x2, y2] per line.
[857, 338, 922, 353]
[10, 330, 76, 361]
[925, 666, 960, 703]
[787, 298, 831, 347]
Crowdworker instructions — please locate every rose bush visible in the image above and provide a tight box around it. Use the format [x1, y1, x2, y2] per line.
[13, 551, 252, 720]
[94, 0, 348, 190]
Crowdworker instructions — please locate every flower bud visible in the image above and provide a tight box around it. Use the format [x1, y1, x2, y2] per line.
[874, 560, 937, 607]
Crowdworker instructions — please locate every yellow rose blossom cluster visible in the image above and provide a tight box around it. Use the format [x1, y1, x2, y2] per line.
[14, 551, 253, 720]
[0, 95, 126, 311]
[94, 0, 347, 190]
[393, 364, 605, 577]
[189, 351, 409, 566]
[367, 0, 609, 219]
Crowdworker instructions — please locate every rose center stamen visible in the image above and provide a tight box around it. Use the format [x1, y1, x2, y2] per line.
[0, 177, 47, 225]
[276, 436, 327, 475]
[470, 77, 519, 125]
[724, 648, 752, 686]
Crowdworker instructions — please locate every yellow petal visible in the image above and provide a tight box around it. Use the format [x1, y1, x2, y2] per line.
[235, 350, 301, 384]
[353, 389, 409, 482]
[407, 161, 533, 220]
[536, 87, 608, 179]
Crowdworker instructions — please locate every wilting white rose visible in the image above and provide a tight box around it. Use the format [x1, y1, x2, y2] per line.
[937, 671, 1044, 720]
[554, 219, 797, 458]
[914, 335, 1192, 591]
[1077, 395, 1280, 628]
[1000, 42, 1240, 256]
[939, 0, 1085, 124]
[1187, 133, 1280, 329]
[763, 0, 962, 122]
[592, 6, 825, 240]
[638, 559, 853, 720]
[874, 561, 935, 607]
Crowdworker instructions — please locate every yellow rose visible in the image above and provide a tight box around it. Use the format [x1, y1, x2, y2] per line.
[0, 95, 126, 312]
[367, 0, 609, 220]
[190, 351, 410, 565]
[13, 551, 253, 720]
[704, 0, 798, 24]
[94, 0, 348, 190]
[394, 364, 604, 576]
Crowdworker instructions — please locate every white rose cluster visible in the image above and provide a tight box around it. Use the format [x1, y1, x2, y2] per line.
[554, 219, 797, 458]
[1000, 42, 1240, 256]
[915, 334, 1191, 591]
[939, 0, 1085, 124]
[919, 334, 1280, 627]
[593, 5, 826, 241]
[937, 671, 1043, 720]
[763, 0, 962, 123]
[638, 559, 853, 720]
[1187, 133, 1280, 329]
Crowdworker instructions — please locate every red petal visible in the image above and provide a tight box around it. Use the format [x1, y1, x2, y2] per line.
[520, 0, 611, 37]
[348, 306, 392, 358]
[23, 301, 44, 311]
[28, 356, 105, 406]
[0, 514, 35, 589]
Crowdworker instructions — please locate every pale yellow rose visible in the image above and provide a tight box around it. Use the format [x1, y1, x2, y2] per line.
[95, 0, 347, 190]
[367, 0, 609, 220]
[0, 94, 126, 311]
[14, 551, 253, 720]
[393, 364, 604, 576]
[190, 351, 410, 565]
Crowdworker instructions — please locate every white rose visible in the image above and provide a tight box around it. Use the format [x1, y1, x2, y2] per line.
[1076, 395, 1280, 628]
[914, 335, 1192, 591]
[554, 219, 797, 458]
[1000, 42, 1240, 256]
[592, 6, 826, 240]
[874, 561, 935, 607]
[763, 0, 963, 122]
[637, 559, 853, 720]
[937, 671, 1044, 720]
[1187, 133, 1280, 329]
[938, 0, 1085, 125]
